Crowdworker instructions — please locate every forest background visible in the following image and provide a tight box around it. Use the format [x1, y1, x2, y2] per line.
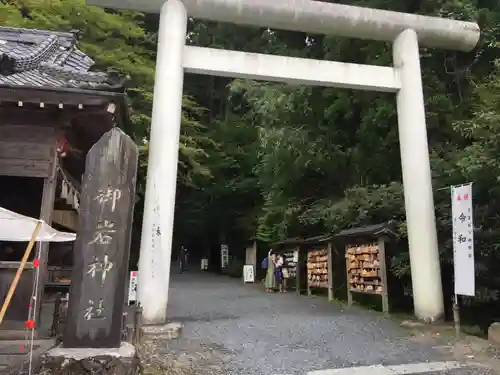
[2, 0, 500, 334]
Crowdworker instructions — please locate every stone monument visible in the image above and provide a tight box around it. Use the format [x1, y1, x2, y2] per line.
[40, 128, 139, 373]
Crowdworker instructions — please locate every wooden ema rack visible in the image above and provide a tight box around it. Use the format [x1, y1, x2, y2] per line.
[306, 245, 333, 301]
[283, 250, 297, 280]
[307, 249, 328, 288]
[279, 248, 301, 295]
[347, 244, 382, 293]
[345, 238, 389, 313]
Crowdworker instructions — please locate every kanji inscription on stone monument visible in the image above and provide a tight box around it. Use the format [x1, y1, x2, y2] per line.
[64, 128, 138, 348]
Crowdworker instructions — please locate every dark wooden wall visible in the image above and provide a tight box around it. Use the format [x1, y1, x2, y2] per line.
[0, 176, 43, 221]
[0, 266, 35, 321]
[48, 242, 74, 267]
[0, 113, 58, 325]
[0, 105, 113, 328]
[0, 125, 55, 178]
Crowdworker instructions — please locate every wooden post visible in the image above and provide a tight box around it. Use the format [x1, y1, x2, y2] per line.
[34, 143, 59, 329]
[377, 237, 390, 314]
[307, 249, 311, 296]
[51, 292, 62, 337]
[295, 248, 301, 296]
[63, 128, 138, 348]
[307, 249, 312, 297]
[345, 244, 353, 308]
[453, 294, 461, 338]
[327, 242, 334, 302]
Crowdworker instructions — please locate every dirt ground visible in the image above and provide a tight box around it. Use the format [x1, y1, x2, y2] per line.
[139, 272, 499, 375]
[401, 321, 500, 374]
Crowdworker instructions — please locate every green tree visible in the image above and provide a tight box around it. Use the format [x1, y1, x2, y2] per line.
[1, 0, 213, 187]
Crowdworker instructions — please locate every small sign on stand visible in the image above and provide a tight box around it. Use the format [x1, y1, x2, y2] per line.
[128, 271, 138, 305]
[201, 258, 208, 271]
[243, 265, 255, 283]
[451, 183, 475, 338]
[221, 244, 229, 269]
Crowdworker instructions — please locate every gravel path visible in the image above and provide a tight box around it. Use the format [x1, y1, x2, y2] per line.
[143, 271, 497, 375]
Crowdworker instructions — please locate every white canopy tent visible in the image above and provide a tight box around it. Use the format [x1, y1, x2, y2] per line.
[0, 207, 76, 242]
[0, 207, 76, 326]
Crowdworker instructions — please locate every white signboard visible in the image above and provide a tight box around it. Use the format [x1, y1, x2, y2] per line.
[243, 265, 255, 283]
[201, 258, 208, 270]
[128, 271, 138, 304]
[451, 184, 475, 297]
[221, 244, 229, 268]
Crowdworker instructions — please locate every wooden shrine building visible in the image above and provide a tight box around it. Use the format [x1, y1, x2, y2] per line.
[0, 26, 129, 335]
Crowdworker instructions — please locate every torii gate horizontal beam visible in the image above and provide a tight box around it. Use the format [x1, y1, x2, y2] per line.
[86, 0, 480, 51]
[183, 46, 401, 92]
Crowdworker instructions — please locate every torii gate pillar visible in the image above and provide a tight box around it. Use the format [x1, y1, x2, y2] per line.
[85, 0, 480, 324]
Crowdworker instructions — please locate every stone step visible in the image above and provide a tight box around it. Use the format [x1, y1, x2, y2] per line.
[306, 361, 496, 374]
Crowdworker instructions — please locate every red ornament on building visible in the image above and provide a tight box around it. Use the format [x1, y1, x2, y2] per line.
[56, 134, 69, 158]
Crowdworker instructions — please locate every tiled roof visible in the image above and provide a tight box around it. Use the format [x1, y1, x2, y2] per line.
[0, 27, 121, 91]
[336, 222, 398, 239]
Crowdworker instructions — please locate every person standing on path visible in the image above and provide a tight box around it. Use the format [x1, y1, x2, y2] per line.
[264, 250, 277, 292]
[179, 246, 188, 273]
[274, 253, 284, 293]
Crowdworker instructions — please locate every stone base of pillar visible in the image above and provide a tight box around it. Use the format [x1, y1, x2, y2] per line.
[139, 322, 183, 342]
[38, 342, 139, 375]
[488, 322, 500, 346]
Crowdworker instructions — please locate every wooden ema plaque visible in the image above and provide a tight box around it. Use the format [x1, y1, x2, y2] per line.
[346, 239, 389, 313]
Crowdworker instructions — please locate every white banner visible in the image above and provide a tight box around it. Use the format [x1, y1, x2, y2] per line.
[451, 184, 475, 296]
[128, 271, 138, 304]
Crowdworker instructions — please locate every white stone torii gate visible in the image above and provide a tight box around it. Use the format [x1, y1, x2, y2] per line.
[87, 0, 479, 324]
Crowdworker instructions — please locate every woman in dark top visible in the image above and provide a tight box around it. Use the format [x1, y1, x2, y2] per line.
[274, 253, 284, 292]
